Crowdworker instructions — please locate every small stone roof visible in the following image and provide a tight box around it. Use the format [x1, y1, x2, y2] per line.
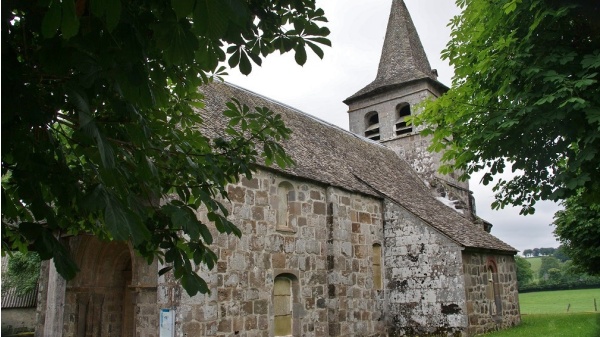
[199, 81, 517, 253]
[1, 286, 38, 309]
[344, 0, 447, 104]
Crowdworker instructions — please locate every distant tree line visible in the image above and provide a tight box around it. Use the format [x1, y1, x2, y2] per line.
[522, 247, 559, 257]
[516, 246, 600, 293]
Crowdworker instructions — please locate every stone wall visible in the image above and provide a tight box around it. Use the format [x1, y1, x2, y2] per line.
[462, 252, 520, 335]
[2, 308, 37, 335]
[383, 200, 468, 336]
[157, 169, 387, 337]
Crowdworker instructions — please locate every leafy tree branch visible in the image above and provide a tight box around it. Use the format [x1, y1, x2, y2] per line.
[2, 0, 329, 296]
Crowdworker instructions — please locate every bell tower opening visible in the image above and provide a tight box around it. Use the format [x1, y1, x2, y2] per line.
[395, 103, 412, 136]
[364, 111, 381, 140]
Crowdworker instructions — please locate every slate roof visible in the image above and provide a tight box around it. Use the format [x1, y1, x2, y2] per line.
[344, 0, 448, 104]
[199, 81, 517, 253]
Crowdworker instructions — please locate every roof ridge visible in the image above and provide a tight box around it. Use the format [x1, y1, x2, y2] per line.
[222, 80, 389, 149]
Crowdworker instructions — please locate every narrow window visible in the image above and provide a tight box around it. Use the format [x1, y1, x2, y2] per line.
[364, 111, 380, 141]
[395, 103, 412, 136]
[373, 244, 382, 290]
[273, 276, 292, 336]
[486, 262, 502, 316]
[277, 182, 294, 229]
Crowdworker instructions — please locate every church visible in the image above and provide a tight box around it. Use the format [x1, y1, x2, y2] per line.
[35, 1, 521, 336]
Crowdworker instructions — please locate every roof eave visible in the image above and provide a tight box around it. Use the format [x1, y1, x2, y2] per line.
[344, 77, 449, 106]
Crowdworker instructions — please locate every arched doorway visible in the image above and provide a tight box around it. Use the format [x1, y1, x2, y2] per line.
[65, 236, 135, 337]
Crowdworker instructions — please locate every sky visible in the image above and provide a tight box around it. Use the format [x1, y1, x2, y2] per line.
[226, 0, 561, 253]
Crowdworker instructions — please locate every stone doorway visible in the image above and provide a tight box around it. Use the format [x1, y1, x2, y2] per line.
[65, 237, 135, 337]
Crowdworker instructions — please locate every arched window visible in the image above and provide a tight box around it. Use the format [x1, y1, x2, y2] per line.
[486, 261, 502, 316]
[364, 111, 380, 141]
[373, 244, 383, 290]
[273, 276, 293, 336]
[277, 182, 294, 230]
[395, 103, 412, 136]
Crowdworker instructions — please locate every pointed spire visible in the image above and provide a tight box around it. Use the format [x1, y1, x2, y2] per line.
[345, 0, 442, 104]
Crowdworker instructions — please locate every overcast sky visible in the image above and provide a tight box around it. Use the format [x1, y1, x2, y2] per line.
[226, 0, 561, 253]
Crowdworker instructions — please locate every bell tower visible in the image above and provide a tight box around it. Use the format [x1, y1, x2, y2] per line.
[344, 0, 476, 218]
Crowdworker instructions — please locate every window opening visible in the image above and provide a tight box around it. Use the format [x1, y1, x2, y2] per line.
[274, 276, 293, 336]
[395, 103, 412, 136]
[487, 262, 502, 316]
[277, 182, 294, 230]
[364, 111, 380, 141]
[373, 244, 382, 290]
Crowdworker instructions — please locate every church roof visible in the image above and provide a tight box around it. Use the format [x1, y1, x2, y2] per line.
[200, 81, 517, 253]
[344, 0, 447, 104]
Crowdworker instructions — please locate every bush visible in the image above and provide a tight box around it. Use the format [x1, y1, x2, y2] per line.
[519, 278, 600, 293]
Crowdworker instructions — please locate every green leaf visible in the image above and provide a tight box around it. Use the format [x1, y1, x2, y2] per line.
[61, 0, 80, 39]
[306, 37, 331, 47]
[158, 266, 173, 276]
[194, 0, 229, 39]
[104, 196, 130, 241]
[294, 44, 307, 66]
[228, 49, 240, 68]
[89, 0, 106, 17]
[585, 108, 600, 126]
[172, 0, 196, 19]
[306, 41, 324, 59]
[198, 222, 213, 245]
[171, 206, 200, 241]
[239, 51, 252, 75]
[41, 1, 62, 38]
[51, 237, 80, 280]
[105, 0, 122, 31]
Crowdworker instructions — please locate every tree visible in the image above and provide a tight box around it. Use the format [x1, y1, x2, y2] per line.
[514, 255, 534, 288]
[546, 268, 562, 283]
[553, 245, 570, 263]
[415, 0, 600, 214]
[539, 247, 556, 256]
[538, 256, 561, 280]
[522, 249, 533, 257]
[553, 193, 600, 275]
[2, 251, 41, 296]
[532, 248, 540, 257]
[1, 0, 330, 296]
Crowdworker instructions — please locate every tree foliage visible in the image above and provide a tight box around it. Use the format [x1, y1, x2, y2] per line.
[2, 251, 41, 296]
[514, 255, 533, 288]
[1, 0, 330, 296]
[538, 256, 561, 279]
[553, 194, 600, 275]
[552, 245, 570, 263]
[415, 0, 600, 214]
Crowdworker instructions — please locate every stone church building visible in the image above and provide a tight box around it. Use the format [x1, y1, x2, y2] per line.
[35, 1, 521, 336]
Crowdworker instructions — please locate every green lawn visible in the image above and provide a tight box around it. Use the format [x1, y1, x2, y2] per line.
[477, 288, 600, 336]
[520, 288, 600, 314]
[478, 313, 600, 337]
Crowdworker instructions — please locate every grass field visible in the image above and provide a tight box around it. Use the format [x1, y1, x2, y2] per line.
[520, 288, 600, 314]
[478, 288, 600, 336]
[479, 313, 600, 337]
[525, 257, 542, 281]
